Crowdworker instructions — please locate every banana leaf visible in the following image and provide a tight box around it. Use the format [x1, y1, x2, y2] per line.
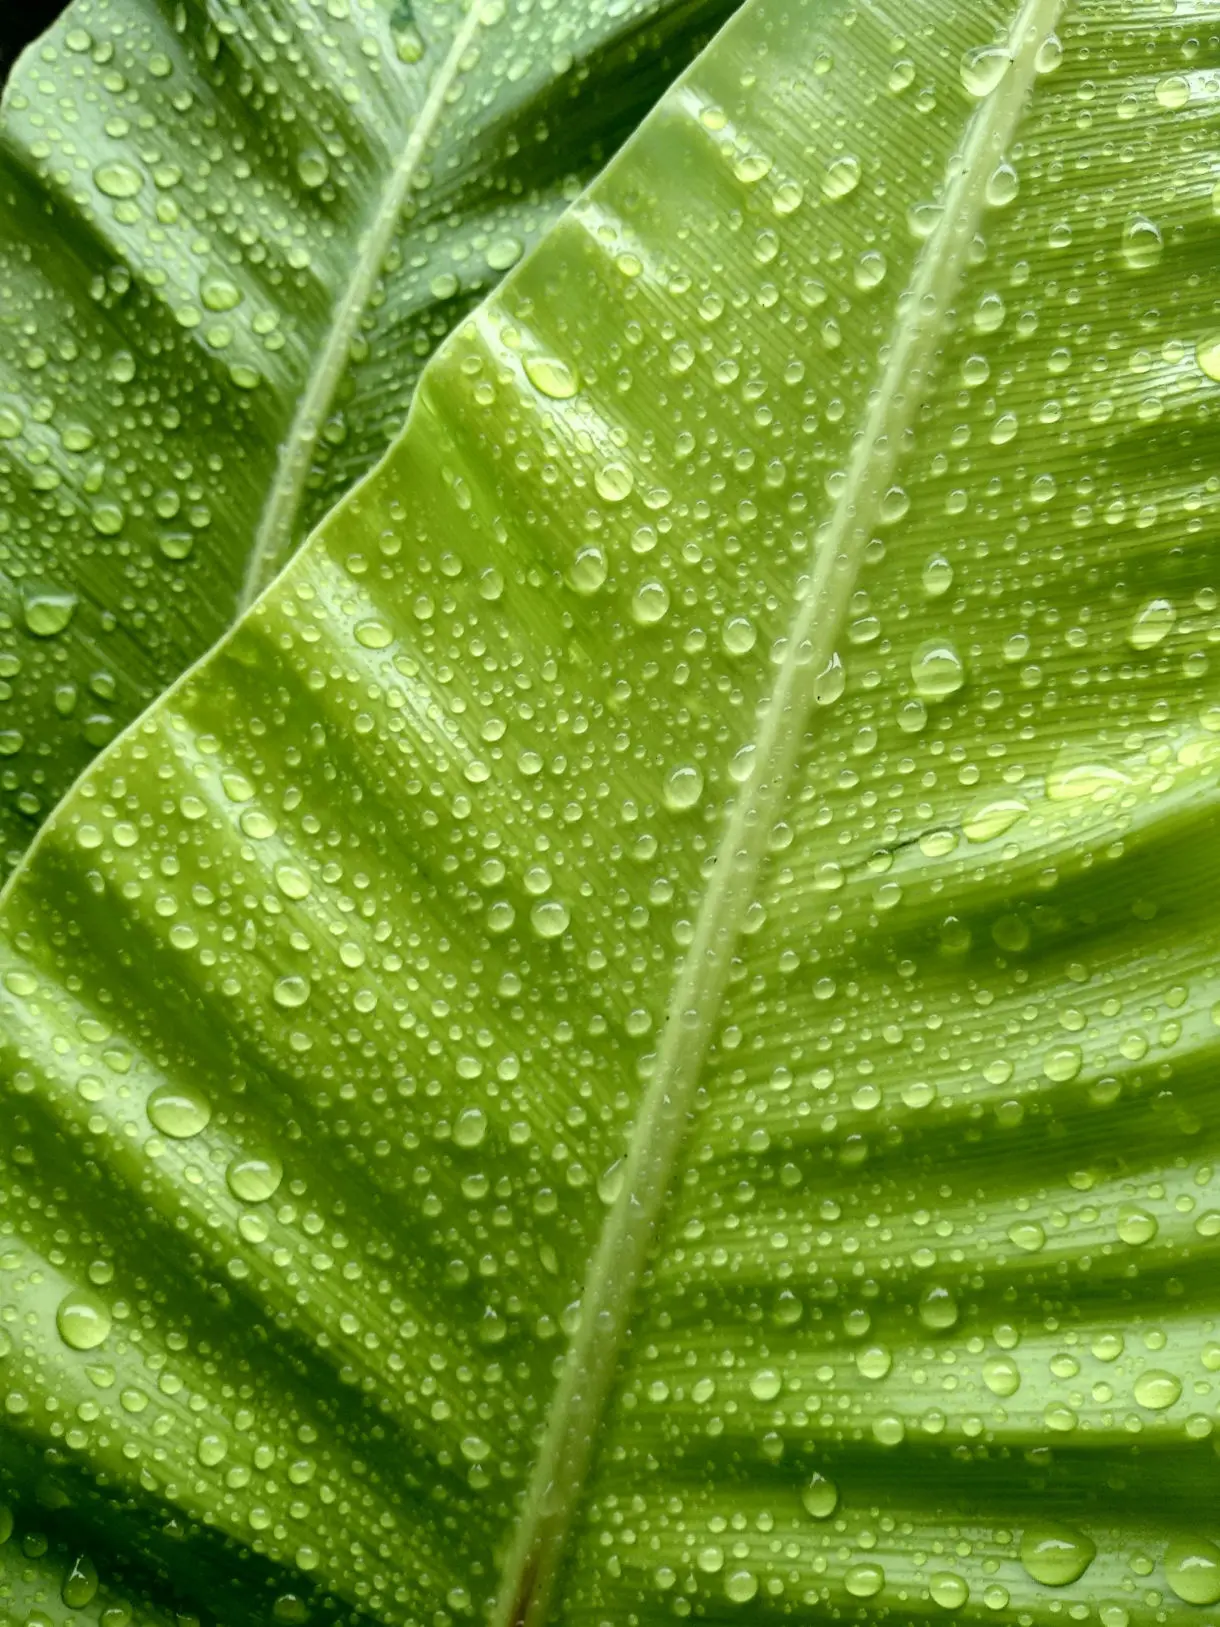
[3, 0, 1220, 1624]
[0, 0, 738, 872]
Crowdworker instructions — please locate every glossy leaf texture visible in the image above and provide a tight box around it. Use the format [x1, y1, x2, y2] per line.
[0, 0, 739, 873]
[5, 0, 1220, 1625]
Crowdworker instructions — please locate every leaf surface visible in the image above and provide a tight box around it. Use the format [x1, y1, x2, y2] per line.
[4, 0, 1220, 1625]
[0, 0, 737, 870]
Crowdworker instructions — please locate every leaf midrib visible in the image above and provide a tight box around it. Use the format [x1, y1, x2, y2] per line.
[237, 1, 489, 612]
[488, 1, 1068, 1622]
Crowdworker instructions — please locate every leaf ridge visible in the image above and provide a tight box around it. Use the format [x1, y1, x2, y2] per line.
[489, 0, 1069, 1621]
[238, 1, 490, 611]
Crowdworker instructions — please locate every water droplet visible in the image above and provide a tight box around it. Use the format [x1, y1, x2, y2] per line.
[56, 1290, 112, 1351]
[921, 554, 954, 597]
[355, 619, 393, 650]
[911, 639, 965, 700]
[569, 545, 608, 596]
[1165, 1538, 1220, 1605]
[1117, 1205, 1157, 1245]
[297, 149, 330, 188]
[960, 45, 1011, 98]
[94, 161, 143, 199]
[1128, 598, 1175, 650]
[1156, 74, 1190, 110]
[1121, 214, 1163, 272]
[454, 1107, 488, 1149]
[273, 975, 311, 1009]
[226, 1153, 283, 1203]
[930, 1572, 968, 1610]
[663, 763, 704, 812]
[1133, 1369, 1181, 1411]
[821, 154, 860, 200]
[524, 355, 579, 399]
[595, 461, 633, 503]
[845, 1563, 885, 1599]
[985, 160, 1019, 208]
[147, 1083, 212, 1139]
[632, 579, 670, 625]
[773, 178, 803, 215]
[1198, 334, 1220, 382]
[274, 865, 312, 900]
[802, 1471, 838, 1518]
[530, 898, 570, 939]
[918, 1283, 958, 1331]
[814, 652, 845, 706]
[1020, 1524, 1096, 1586]
[722, 614, 757, 655]
[963, 798, 1028, 842]
[61, 1554, 99, 1609]
[725, 1570, 758, 1604]
[23, 588, 77, 638]
[983, 1355, 1021, 1397]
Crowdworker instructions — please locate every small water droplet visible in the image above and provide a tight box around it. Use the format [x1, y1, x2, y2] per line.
[1128, 598, 1175, 650]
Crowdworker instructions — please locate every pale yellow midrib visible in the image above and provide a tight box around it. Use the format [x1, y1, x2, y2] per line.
[488, 2, 1067, 1624]
[237, 2, 487, 612]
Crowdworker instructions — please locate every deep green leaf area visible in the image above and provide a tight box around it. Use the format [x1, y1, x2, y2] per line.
[0, 0, 736, 872]
[4, 0, 1220, 1625]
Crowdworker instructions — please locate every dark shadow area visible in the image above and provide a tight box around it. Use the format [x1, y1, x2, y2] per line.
[1, 1, 67, 85]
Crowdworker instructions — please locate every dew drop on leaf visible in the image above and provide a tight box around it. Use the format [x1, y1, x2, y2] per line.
[930, 1572, 968, 1609]
[1121, 214, 1163, 271]
[821, 154, 860, 200]
[147, 1083, 212, 1139]
[93, 161, 143, 199]
[22, 588, 77, 638]
[1133, 1369, 1181, 1411]
[910, 639, 965, 700]
[56, 1290, 112, 1352]
[1165, 1538, 1220, 1605]
[801, 1472, 838, 1518]
[530, 898, 570, 939]
[61, 1554, 99, 1609]
[845, 1562, 885, 1598]
[226, 1153, 284, 1203]
[663, 763, 704, 812]
[1020, 1524, 1096, 1586]
[1128, 597, 1175, 649]
[273, 975, 311, 1009]
[524, 356, 580, 399]
[959, 45, 1011, 99]
[570, 545, 608, 596]
[454, 1107, 488, 1149]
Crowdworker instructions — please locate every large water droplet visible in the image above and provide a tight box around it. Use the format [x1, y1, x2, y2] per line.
[1165, 1538, 1220, 1605]
[147, 1083, 212, 1138]
[56, 1290, 112, 1351]
[524, 356, 580, 399]
[1020, 1524, 1096, 1586]
[911, 639, 965, 700]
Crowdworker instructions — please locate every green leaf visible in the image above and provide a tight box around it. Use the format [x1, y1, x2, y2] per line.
[0, 0, 738, 872]
[4, 0, 1220, 1624]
